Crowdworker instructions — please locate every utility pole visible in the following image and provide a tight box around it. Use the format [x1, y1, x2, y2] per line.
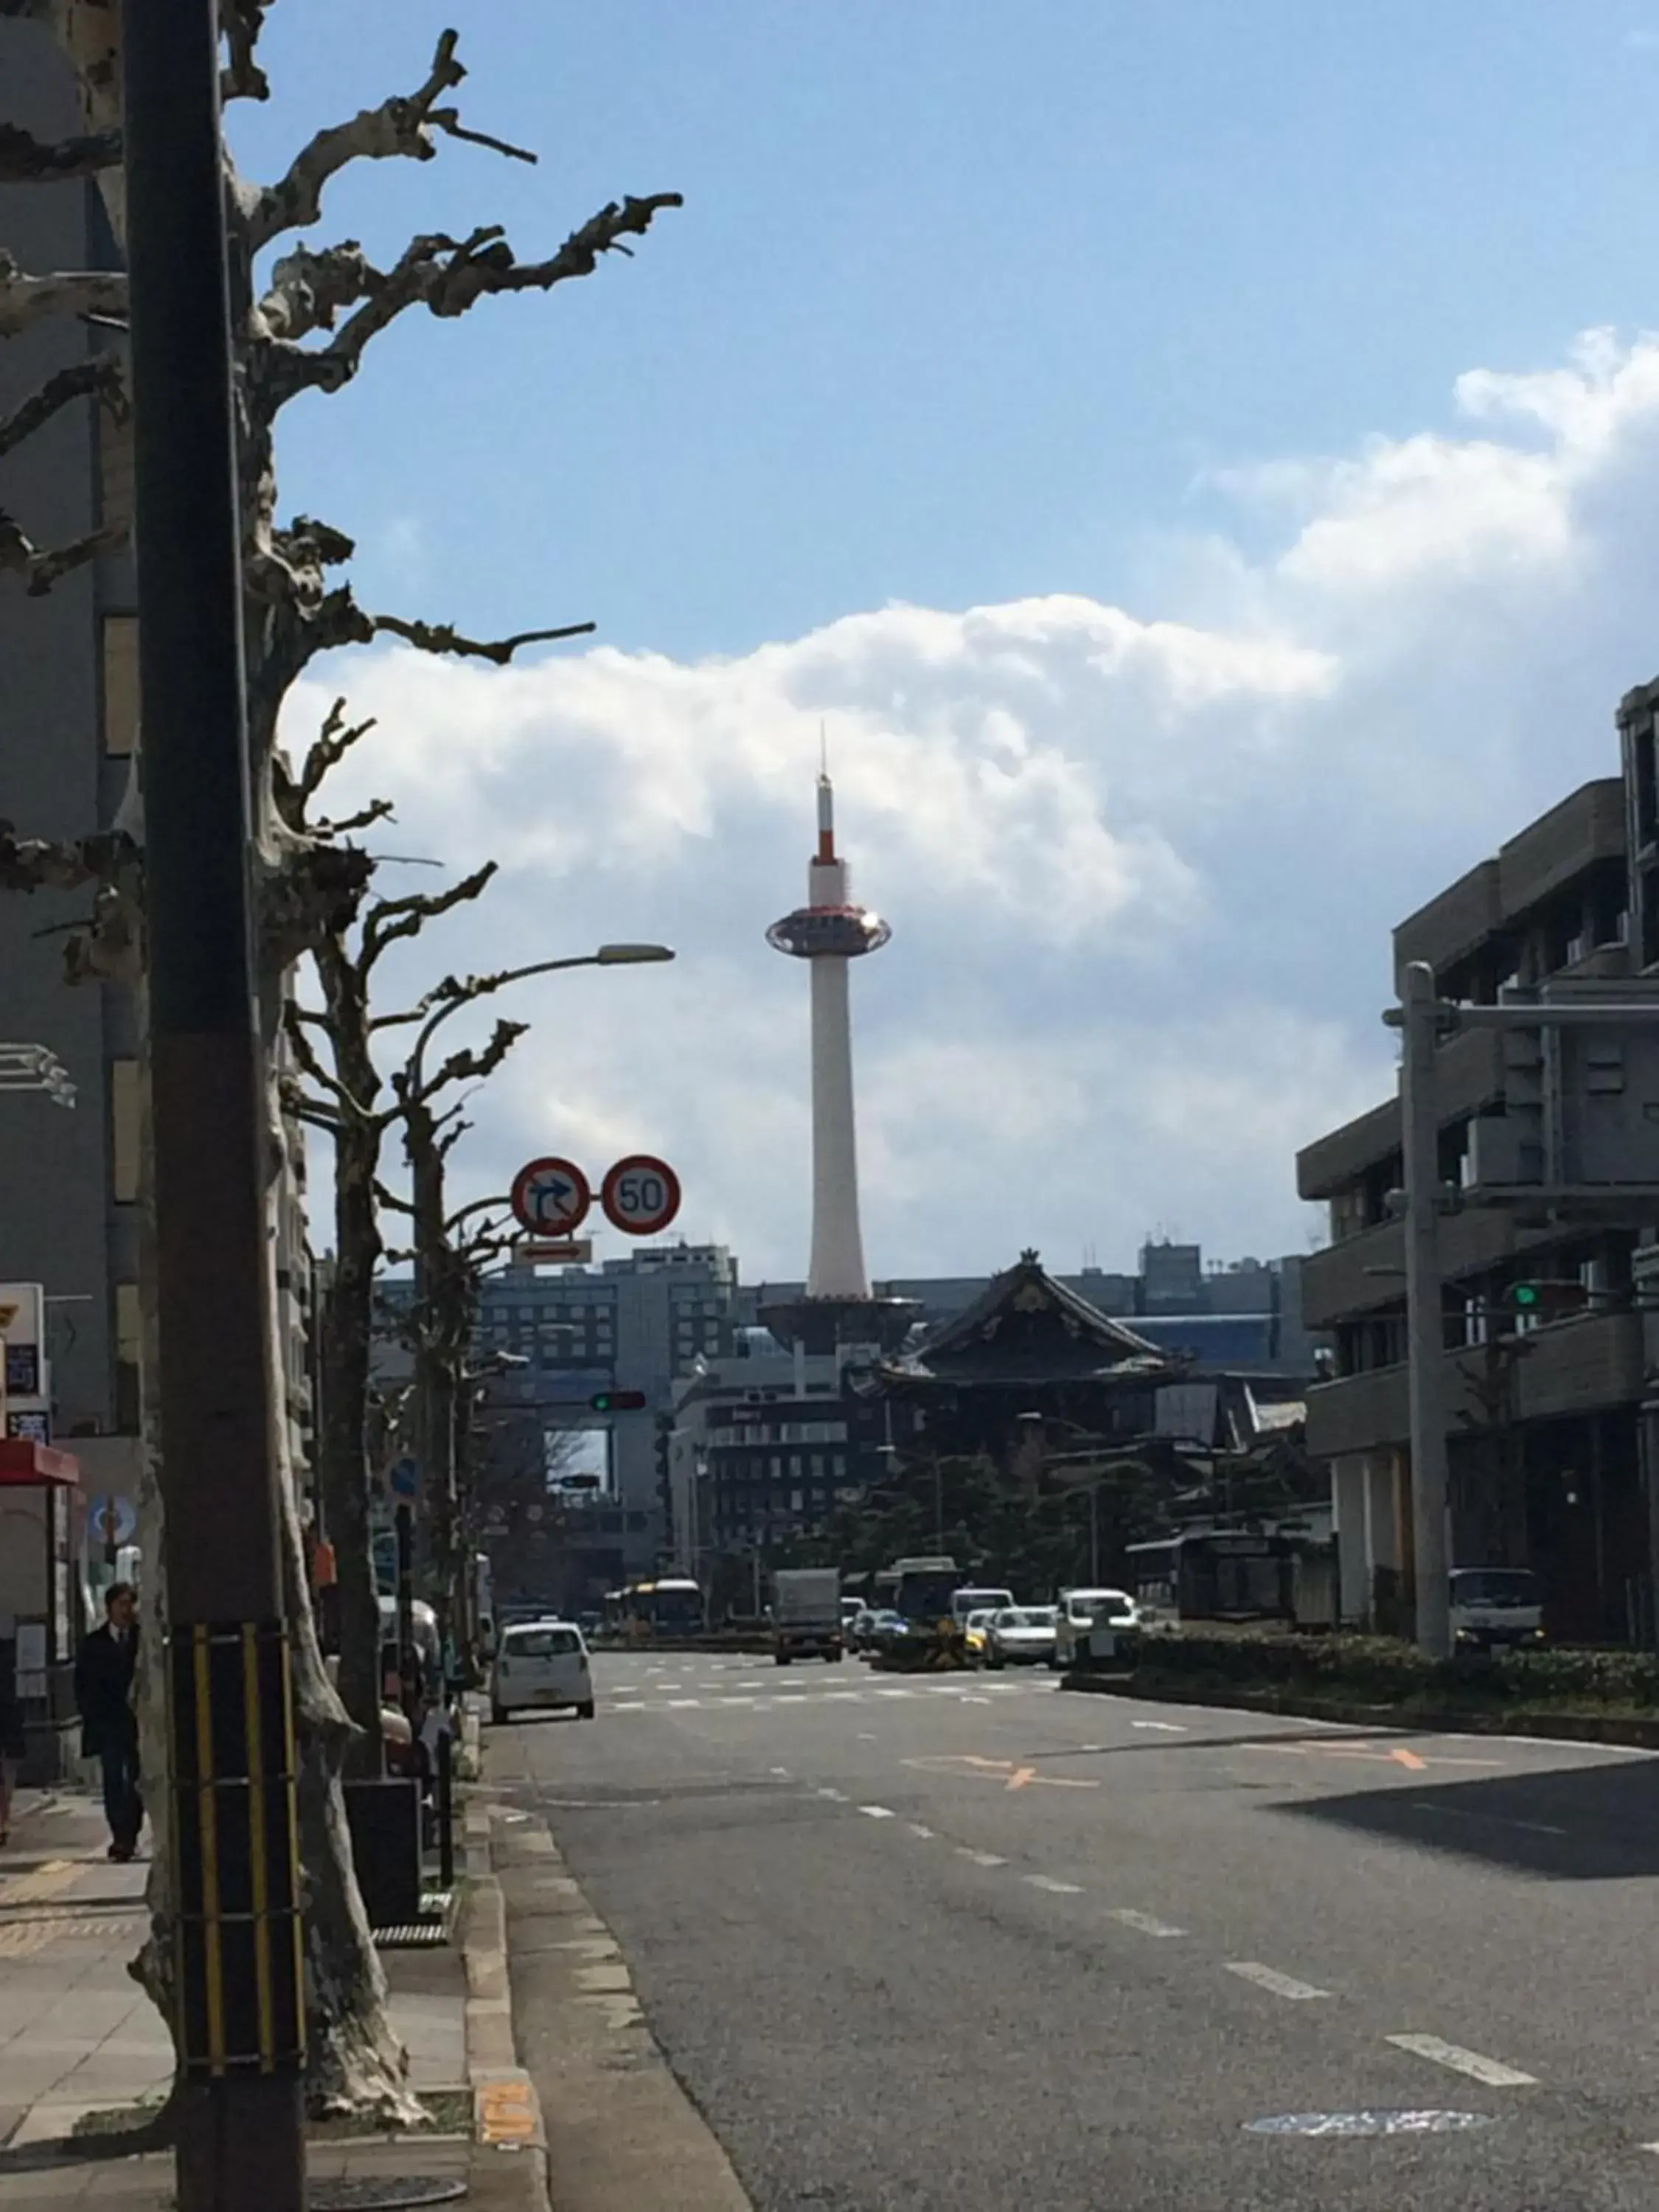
[124, 4, 306, 2205]
[1399, 961, 1453, 1659]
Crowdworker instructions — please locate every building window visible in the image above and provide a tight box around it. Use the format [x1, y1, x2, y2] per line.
[111, 1057, 141, 1203]
[103, 616, 139, 755]
[115, 1281, 142, 1431]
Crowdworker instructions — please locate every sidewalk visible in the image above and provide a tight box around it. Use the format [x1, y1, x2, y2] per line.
[0, 1781, 537, 2208]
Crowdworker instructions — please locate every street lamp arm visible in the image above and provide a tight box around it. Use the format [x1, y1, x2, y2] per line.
[406, 942, 675, 1093]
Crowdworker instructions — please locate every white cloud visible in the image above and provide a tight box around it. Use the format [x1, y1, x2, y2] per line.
[288, 329, 1659, 1279]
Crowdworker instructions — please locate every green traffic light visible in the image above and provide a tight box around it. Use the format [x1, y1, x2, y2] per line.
[1512, 1284, 1540, 1307]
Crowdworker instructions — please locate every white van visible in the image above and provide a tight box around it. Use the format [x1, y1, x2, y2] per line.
[490, 1620, 595, 1724]
[1054, 1587, 1139, 1671]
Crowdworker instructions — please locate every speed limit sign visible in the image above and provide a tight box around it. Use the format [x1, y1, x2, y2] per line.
[600, 1154, 681, 1237]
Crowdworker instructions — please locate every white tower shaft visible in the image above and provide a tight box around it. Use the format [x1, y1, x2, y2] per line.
[807, 951, 870, 1299]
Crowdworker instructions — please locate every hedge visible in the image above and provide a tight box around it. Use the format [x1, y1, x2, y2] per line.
[1130, 1630, 1659, 1710]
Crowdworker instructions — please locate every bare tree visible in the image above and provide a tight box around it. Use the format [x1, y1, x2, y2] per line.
[0, 3, 678, 2123]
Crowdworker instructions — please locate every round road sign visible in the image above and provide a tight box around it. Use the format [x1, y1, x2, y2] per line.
[600, 1154, 681, 1237]
[510, 1157, 591, 1238]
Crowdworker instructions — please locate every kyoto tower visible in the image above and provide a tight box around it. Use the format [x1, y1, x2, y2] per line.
[763, 762, 915, 1354]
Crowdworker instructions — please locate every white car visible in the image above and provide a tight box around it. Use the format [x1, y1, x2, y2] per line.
[490, 1620, 595, 1724]
[984, 1606, 1058, 1667]
[1053, 1587, 1139, 1670]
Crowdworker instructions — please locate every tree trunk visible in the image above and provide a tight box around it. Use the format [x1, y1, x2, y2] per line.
[319, 1123, 386, 1776]
[265, 1013, 422, 2124]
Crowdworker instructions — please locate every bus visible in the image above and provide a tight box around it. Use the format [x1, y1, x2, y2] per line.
[602, 1576, 706, 1641]
[872, 1555, 962, 1627]
[1127, 1531, 1295, 1627]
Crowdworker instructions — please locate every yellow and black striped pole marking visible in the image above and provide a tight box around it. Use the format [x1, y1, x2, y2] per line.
[167, 1623, 305, 2078]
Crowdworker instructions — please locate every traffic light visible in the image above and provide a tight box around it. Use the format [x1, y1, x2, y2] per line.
[1506, 1280, 1588, 1318]
[588, 1389, 648, 1412]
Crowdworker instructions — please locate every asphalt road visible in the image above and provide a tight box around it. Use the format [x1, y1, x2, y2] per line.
[491, 1649, 1659, 2212]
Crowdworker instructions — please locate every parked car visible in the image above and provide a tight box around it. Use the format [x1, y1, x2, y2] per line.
[984, 1605, 1059, 1668]
[1053, 1587, 1140, 1671]
[490, 1620, 595, 1724]
[962, 1607, 998, 1662]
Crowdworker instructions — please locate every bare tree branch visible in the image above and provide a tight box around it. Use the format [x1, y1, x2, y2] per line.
[296, 696, 378, 807]
[0, 121, 122, 184]
[360, 862, 497, 967]
[372, 613, 595, 662]
[0, 248, 127, 337]
[282, 1004, 368, 1119]
[0, 358, 125, 462]
[0, 509, 128, 594]
[244, 29, 535, 257]
[408, 1017, 529, 1107]
[317, 797, 395, 838]
[220, 0, 274, 102]
[374, 1179, 415, 1219]
[254, 192, 681, 407]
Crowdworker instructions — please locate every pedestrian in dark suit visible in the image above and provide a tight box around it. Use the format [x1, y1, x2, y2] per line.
[74, 1583, 142, 1861]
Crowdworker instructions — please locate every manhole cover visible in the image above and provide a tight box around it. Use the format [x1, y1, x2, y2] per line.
[1245, 2110, 1497, 2138]
[309, 2180, 467, 2209]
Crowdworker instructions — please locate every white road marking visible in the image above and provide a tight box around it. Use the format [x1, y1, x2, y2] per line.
[957, 1848, 1006, 1867]
[907, 1823, 935, 1839]
[1110, 1908, 1185, 1938]
[1408, 1800, 1567, 1838]
[665, 1698, 701, 1709]
[959, 1694, 992, 1705]
[1130, 1719, 1186, 1733]
[817, 1787, 847, 1802]
[1385, 2034, 1537, 2087]
[1225, 1962, 1329, 2001]
[774, 1694, 807, 1704]
[719, 1695, 757, 1707]
[734, 1680, 764, 1690]
[611, 1703, 645, 1714]
[769, 1766, 790, 1778]
[1024, 1875, 1082, 1894]
[875, 1688, 915, 1699]
[858, 1805, 896, 1820]
[824, 1691, 864, 1703]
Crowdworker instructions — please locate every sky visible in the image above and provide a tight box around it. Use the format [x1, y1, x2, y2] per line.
[232, 2, 1659, 1281]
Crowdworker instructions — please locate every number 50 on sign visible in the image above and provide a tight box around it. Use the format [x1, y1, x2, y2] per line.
[600, 1155, 681, 1237]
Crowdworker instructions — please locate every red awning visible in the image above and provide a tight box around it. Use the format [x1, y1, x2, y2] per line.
[0, 1439, 80, 1487]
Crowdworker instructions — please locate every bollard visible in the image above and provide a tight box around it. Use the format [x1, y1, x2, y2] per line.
[437, 1722, 454, 1893]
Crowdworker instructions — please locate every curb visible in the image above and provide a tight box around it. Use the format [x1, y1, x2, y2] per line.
[460, 1798, 552, 2208]
[1057, 1672, 1659, 1747]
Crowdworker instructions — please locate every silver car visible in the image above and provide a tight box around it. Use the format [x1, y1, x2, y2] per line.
[984, 1605, 1059, 1668]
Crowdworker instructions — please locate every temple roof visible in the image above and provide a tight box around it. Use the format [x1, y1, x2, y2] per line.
[878, 1249, 1175, 1385]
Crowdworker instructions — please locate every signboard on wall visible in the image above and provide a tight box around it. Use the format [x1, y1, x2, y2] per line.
[0, 1285, 47, 1439]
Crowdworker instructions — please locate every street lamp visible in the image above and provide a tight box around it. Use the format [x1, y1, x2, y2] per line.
[402, 943, 674, 1647]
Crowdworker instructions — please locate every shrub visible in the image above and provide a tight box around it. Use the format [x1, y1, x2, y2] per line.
[1132, 1630, 1659, 1710]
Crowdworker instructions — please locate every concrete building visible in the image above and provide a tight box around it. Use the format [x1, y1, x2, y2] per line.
[665, 1333, 894, 1615]
[0, 20, 142, 1511]
[1298, 742, 1659, 1646]
[465, 1240, 747, 1578]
